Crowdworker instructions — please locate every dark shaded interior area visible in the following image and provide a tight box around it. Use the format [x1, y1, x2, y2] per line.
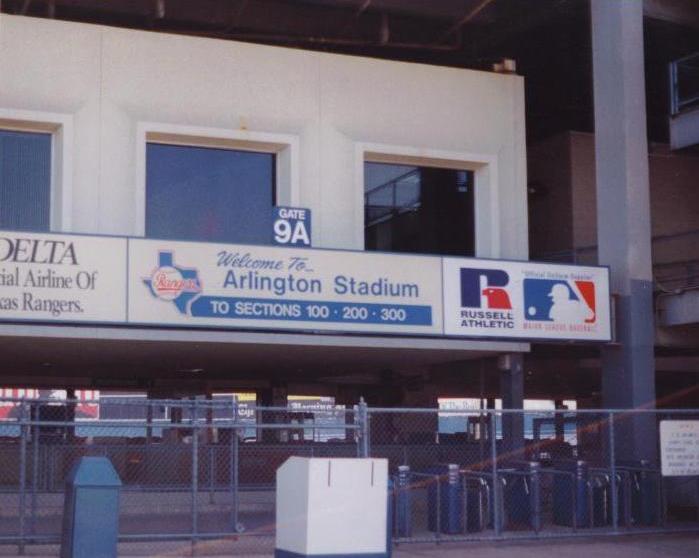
[365, 164, 475, 256]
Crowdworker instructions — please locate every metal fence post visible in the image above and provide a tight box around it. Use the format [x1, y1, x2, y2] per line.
[358, 398, 369, 458]
[232, 399, 241, 532]
[435, 473, 442, 543]
[209, 446, 215, 504]
[18, 401, 27, 555]
[608, 411, 618, 531]
[354, 404, 360, 457]
[490, 410, 502, 536]
[30, 405, 38, 536]
[191, 400, 199, 556]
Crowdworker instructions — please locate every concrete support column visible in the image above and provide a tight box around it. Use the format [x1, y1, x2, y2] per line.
[498, 354, 524, 458]
[554, 399, 566, 443]
[257, 384, 287, 442]
[591, 0, 657, 462]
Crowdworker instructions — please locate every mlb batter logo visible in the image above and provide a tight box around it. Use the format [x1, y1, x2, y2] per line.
[460, 268, 512, 309]
[523, 279, 596, 324]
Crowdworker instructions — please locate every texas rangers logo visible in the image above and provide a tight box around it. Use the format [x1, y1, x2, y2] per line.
[143, 252, 202, 314]
[460, 268, 512, 309]
[523, 279, 596, 324]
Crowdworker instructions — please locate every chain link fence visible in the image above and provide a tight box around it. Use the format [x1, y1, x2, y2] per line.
[0, 398, 696, 555]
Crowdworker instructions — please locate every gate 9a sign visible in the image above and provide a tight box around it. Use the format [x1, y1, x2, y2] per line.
[272, 207, 311, 247]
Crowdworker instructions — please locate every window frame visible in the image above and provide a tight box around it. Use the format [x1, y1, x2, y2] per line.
[357, 143, 499, 258]
[0, 109, 73, 232]
[136, 122, 299, 238]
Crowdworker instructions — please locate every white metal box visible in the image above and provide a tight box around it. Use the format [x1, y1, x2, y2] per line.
[276, 457, 388, 558]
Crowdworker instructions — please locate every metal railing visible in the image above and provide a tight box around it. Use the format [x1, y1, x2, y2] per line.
[364, 168, 421, 228]
[535, 229, 699, 293]
[0, 398, 696, 555]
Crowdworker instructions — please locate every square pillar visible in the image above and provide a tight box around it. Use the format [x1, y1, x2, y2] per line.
[498, 354, 524, 458]
[591, 0, 657, 463]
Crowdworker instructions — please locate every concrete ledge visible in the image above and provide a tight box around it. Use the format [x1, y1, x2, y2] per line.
[657, 289, 699, 326]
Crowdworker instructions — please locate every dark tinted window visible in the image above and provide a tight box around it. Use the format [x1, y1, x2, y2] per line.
[146, 143, 275, 244]
[0, 129, 51, 231]
[364, 162, 475, 256]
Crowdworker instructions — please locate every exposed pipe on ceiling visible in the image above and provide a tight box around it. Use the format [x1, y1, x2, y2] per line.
[8, 0, 463, 53]
[337, 0, 372, 37]
[180, 28, 461, 52]
[437, 0, 497, 44]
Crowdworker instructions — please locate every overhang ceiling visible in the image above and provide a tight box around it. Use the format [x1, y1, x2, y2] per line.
[0, 324, 518, 388]
[4, 0, 698, 143]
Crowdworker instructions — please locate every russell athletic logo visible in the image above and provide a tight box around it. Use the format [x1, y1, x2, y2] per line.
[459, 268, 515, 329]
[144, 252, 202, 314]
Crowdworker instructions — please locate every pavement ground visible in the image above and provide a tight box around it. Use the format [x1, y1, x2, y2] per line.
[0, 532, 696, 557]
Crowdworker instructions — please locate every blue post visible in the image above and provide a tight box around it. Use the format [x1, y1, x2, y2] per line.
[395, 465, 411, 538]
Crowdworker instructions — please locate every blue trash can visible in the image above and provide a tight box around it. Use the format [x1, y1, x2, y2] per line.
[60, 456, 122, 558]
[425, 463, 463, 534]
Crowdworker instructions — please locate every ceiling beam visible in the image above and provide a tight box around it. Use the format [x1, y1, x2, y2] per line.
[436, 0, 496, 44]
[644, 0, 699, 30]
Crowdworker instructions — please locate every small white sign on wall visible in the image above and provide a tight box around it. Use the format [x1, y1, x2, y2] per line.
[660, 420, 699, 477]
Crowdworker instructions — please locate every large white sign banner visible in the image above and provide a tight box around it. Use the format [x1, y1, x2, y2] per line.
[0, 231, 127, 323]
[127, 239, 443, 335]
[442, 258, 612, 341]
[660, 421, 699, 477]
[0, 230, 612, 342]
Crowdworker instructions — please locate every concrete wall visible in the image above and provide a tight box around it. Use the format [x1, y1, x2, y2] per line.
[528, 131, 699, 268]
[0, 14, 528, 258]
[527, 133, 573, 257]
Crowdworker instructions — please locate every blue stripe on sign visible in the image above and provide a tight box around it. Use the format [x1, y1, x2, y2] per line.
[189, 296, 432, 326]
